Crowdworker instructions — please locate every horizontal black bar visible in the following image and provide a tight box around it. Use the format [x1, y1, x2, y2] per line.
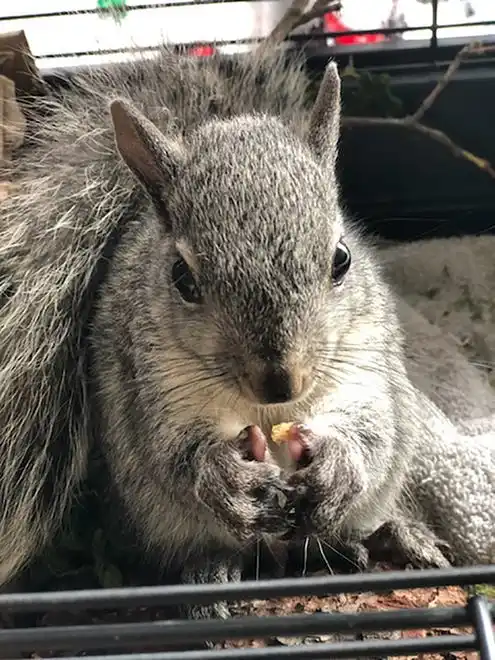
[0, 566, 493, 613]
[2, 4, 494, 34]
[0, 605, 479, 653]
[33, 26, 495, 62]
[0, 0, 275, 21]
[15, 633, 478, 660]
[34, 32, 429, 61]
[37, 36, 495, 80]
[28, 30, 437, 62]
[319, 19, 495, 38]
[38, 44, 163, 60]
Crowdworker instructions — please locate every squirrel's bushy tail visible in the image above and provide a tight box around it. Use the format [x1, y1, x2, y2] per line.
[0, 44, 312, 584]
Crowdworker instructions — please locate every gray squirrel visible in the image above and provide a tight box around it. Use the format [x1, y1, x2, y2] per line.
[0, 45, 493, 619]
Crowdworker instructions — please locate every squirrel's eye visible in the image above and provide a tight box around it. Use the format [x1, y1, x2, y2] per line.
[331, 240, 351, 286]
[172, 258, 202, 304]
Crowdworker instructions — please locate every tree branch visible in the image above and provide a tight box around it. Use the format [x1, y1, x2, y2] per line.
[342, 42, 495, 180]
[257, 0, 341, 53]
[256, 5, 495, 180]
[292, 0, 342, 32]
[411, 42, 495, 122]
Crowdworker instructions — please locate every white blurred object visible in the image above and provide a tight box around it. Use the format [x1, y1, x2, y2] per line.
[399, 0, 492, 39]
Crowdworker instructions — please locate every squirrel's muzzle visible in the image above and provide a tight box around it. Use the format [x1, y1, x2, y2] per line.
[248, 363, 309, 405]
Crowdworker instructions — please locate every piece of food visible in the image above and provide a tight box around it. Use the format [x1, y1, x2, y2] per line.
[271, 423, 311, 465]
[271, 423, 294, 445]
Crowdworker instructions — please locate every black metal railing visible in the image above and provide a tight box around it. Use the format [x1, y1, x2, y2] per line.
[0, 565, 493, 659]
[1, 0, 494, 67]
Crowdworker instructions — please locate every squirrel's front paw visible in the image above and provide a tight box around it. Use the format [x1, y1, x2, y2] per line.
[286, 423, 364, 541]
[195, 426, 291, 543]
[383, 516, 451, 568]
[180, 559, 242, 624]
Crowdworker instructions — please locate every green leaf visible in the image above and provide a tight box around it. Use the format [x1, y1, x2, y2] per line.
[97, 0, 127, 9]
[97, 0, 128, 22]
[473, 584, 495, 599]
[341, 67, 404, 118]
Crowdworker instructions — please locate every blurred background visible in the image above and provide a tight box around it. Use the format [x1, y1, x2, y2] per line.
[0, 1, 494, 241]
[0, 0, 493, 71]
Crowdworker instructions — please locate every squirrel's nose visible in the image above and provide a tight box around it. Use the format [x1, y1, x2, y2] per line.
[260, 364, 304, 404]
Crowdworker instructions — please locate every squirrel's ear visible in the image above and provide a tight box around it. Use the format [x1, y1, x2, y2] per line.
[307, 61, 341, 170]
[109, 98, 185, 213]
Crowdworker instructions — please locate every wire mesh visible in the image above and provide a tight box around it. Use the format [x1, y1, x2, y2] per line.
[0, 566, 493, 659]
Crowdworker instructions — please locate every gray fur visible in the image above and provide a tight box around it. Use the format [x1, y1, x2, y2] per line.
[0, 45, 492, 611]
[381, 239, 495, 565]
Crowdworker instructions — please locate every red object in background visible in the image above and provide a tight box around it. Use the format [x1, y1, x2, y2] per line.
[323, 11, 386, 45]
[185, 9, 388, 57]
[187, 44, 217, 57]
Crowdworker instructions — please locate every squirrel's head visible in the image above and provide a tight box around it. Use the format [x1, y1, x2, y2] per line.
[109, 62, 375, 413]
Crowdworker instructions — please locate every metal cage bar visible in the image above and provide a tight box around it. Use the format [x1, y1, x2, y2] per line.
[0, 565, 493, 612]
[17, 634, 483, 660]
[470, 595, 495, 660]
[0, 567, 492, 659]
[0, 606, 480, 652]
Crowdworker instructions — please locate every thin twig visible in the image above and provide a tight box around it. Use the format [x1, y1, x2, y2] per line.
[412, 42, 495, 122]
[292, 0, 342, 32]
[257, 0, 341, 54]
[342, 115, 495, 178]
[342, 42, 495, 180]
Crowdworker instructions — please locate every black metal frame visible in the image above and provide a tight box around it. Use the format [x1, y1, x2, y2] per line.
[0, 566, 493, 658]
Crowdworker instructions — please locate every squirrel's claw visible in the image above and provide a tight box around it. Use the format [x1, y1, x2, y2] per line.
[381, 517, 451, 569]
